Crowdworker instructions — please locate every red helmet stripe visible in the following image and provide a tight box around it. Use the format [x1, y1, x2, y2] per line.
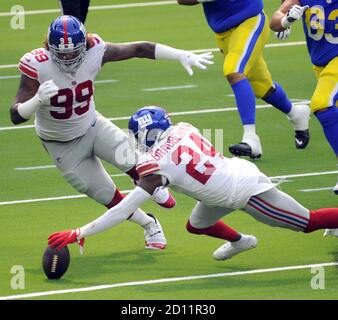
[62, 16, 69, 45]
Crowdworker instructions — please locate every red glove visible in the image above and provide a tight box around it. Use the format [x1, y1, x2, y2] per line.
[48, 228, 84, 253]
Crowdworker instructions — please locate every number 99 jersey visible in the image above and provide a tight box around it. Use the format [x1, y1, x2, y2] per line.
[300, 0, 338, 66]
[136, 123, 275, 209]
[18, 34, 105, 141]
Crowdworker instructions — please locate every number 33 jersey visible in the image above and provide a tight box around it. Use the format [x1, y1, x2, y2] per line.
[18, 34, 105, 141]
[136, 123, 275, 209]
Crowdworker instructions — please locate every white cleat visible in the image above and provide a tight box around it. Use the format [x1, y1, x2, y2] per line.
[323, 229, 338, 237]
[229, 134, 263, 159]
[287, 104, 310, 131]
[143, 214, 167, 250]
[213, 234, 257, 261]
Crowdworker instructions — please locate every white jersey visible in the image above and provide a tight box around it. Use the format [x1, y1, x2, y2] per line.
[18, 34, 106, 141]
[136, 123, 275, 209]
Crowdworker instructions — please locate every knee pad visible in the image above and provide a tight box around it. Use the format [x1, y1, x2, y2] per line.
[63, 172, 88, 194]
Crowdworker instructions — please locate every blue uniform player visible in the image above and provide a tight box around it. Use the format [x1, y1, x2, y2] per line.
[177, 0, 311, 159]
[271, 0, 338, 195]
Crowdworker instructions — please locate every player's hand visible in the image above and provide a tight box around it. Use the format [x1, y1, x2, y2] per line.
[48, 228, 85, 254]
[36, 80, 59, 105]
[282, 5, 309, 28]
[275, 27, 291, 40]
[180, 52, 214, 76]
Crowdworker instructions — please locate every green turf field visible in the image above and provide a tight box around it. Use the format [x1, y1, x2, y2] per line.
[0, 0, 337, 300]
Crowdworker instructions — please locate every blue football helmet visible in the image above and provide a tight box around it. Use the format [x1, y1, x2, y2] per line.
[48, 15, 87, 73]
[128, 106, 172, 148]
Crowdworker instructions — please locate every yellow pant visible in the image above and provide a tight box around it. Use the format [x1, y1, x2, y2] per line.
[311, 56, 338, 113]
[215, 11, 273, 98]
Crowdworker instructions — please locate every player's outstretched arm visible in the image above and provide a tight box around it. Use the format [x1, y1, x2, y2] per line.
[102, 42, 214, 76]
[270, 0, 306, 32]
[48, 175, 163, 250]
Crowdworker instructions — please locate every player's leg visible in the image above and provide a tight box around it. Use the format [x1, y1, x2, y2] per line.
[248, 55, 310, 149]
[59, 0, 82, 22]
[80, 0, 90, 23]
[216, 12, 270, 158]
[311, 57, 338, 194]
[244, 187, 338, 233]
[93, 113, 176, 208]
[187, 202, 257, 260]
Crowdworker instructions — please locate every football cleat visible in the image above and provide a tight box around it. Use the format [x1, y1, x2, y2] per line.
[143, 214, 167, 250]
[323, 229, 338, 237]
[213, 234, 257, 261]
[287, 104, 311, 149]
[229, 134, 262, 159]
[295, 129, 310, 149]
[333, 179, 338, 195]
[152, 187, 176, 209]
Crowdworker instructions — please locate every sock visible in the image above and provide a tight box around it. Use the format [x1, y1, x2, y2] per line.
[231, 78, 256, 125]
[106, 189, 152, 227]
[243, 124, 256, 139]
[304, 208, 338, 233]
[315, 107, 338, 155]
[186, 220, 241, 242]
[263, 82, 292, 114]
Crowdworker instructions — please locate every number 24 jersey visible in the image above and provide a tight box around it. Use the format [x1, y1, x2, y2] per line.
[136, 123, 274, 209]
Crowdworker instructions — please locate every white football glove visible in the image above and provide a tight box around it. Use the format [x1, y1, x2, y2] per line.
[36, 80, 59, 105]
[275, 27, 291, 40]
[281, 5, 309, 28]
[180, 52, 214, 76]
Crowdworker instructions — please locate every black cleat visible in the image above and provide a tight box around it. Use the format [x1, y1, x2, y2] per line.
[229, 143, 262, 159]
[295, 129, 310, 149]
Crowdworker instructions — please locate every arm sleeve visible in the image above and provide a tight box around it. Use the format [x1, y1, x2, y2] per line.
[79, 187, 151, 238]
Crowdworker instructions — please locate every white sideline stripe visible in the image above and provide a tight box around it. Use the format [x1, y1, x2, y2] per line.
[0, 41, 307, 70]
[1, 168, 335, 206]
[1, 100, 310, 132]
[142, 85, 197, 91]
[0, 261, 337, 300]
[0, 1, 177, 17]
[299, 187, 334, 192]
[0, 75, 20, 80]
[0, 189, 133, 206]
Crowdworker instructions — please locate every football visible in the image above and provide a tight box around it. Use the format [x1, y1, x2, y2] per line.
[42, 245, 70, 280]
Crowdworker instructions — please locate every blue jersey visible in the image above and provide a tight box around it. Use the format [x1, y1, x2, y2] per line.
[300, 0, 338, 66]
[202, 0, 264, 33]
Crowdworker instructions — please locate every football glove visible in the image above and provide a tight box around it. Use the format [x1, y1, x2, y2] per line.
[36, 80, 59, 105]
[180, 52, 214, 76]
[275, 27, 291, 40]
[48, 228, 85, 254]
[281, 5, 309, 28]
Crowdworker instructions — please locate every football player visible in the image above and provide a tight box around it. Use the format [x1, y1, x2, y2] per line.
[176, 0, 310, 159]
[10, 15, 214, 250]
[270, 2, 338, 197]
[48, 106, 338, 260]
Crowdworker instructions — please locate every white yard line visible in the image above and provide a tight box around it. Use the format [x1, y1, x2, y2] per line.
[0, 75, 20, 80]
[0, 1, 177, 17]
[1, 169, 335, 206]
[142, 85, 197, 91]
[0, 100, 310, 132]
[0, 261, 337, 300]
[299, 187, 334, 192]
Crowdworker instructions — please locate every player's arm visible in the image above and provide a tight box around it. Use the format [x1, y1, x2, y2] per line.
[48, 174, 164, 250]
[10, 75, 59, 125]
[177, 0, 215, 5]
[270, 0, 307, 32]
[102, 42, 213, 76]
